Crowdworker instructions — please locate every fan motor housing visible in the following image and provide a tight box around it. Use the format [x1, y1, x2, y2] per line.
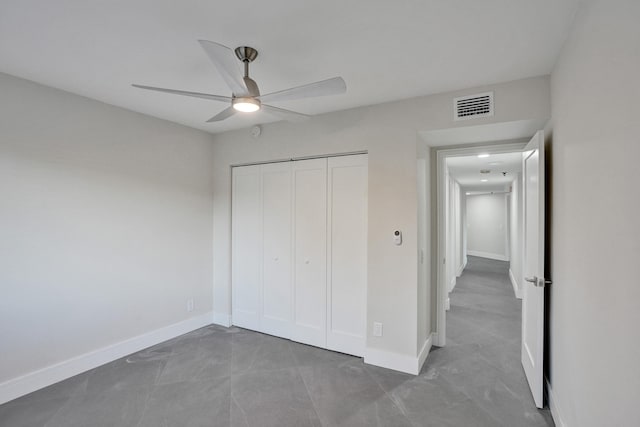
[235, 46, 258, 63]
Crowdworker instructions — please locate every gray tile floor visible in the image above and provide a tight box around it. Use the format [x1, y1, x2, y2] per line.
[0, 256, 554, 426]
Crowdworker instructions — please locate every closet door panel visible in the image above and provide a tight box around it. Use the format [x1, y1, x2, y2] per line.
[327, 154, 368, 356]
[231, 165, 262, 330]
[292, 158, 327, 348]
[261, 163, 292, 337]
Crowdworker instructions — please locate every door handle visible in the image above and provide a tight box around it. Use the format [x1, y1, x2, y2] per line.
[525, 276, 552, 288]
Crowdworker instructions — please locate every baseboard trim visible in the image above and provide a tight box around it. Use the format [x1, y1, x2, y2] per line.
[467, 250, 509, 261]
[416, 333, 434, 374]
[0, 312, 214, 405]
[364, 333, 434, 375]
[432, 332, 443, 347]
[509, 268, 523, 299]
[212, 312, 232, 327]
[545, 377, 567, 427]
[456, 261, 466, 277]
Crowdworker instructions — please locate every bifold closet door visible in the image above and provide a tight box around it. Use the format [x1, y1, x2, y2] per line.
[232, 154, 367, 356]
[327, 154, 368, 356]
[232, 163, 293, 336]
[291, 158, 328, 348]
[260, 162, 292, 338]
[231, 165, 262, 330]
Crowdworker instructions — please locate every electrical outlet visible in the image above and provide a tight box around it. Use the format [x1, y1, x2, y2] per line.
[373, 322, 383, 337]
[186, 298, 194, 312]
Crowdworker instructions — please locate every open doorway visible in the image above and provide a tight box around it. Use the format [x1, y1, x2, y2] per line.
[434, 142, 527, 345]
[425, 138, 553, 424]
[442, 149, 525, 350]
[446, 151, 525, 302]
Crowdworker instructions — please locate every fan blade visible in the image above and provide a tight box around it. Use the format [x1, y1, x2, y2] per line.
[259, 77, 346, 104]
[198, 40, 248, 96]
[261, 104, 310, 123]
[206, 107, 236, 123]
[132, 84, 231, 103]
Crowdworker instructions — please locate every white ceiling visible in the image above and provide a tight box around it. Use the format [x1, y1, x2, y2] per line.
[0, 0, 580, 134]
[447, 152, 522, 191]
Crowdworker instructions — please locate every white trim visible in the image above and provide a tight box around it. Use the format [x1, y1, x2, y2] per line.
[436, 142, 527, 348]
[509, 268, 523, 299]
[0, 312, 213, 405]
[212, 312, 232, 327]
[546, 377, 568, 427]
[467, 250, 509, 261]
[456, 260, 466, 277]
[364, 333, 434, 375]
[416, 333, 434, 374]
[445, 297, 451, 311]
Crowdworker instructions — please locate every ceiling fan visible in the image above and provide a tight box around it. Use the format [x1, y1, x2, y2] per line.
[132, 40, 347, 123]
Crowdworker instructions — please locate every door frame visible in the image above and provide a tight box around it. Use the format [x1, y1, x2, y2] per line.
[434, 142, 527, 346]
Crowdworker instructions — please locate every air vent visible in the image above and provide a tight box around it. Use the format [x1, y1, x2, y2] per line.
[453, 92, 494, 121]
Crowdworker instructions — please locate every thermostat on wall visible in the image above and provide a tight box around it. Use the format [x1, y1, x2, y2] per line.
[393, 230, 402, 245]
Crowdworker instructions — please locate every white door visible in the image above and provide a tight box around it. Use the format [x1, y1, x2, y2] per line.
[260, 162, 293, 337]
[231, 165, 262, 330]
[291, 158, 328, 347]
[522, 130, 547, 408]
[326, 155, 368, 356]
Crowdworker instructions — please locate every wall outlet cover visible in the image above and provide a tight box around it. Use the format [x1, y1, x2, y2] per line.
[373, 322, 383, 337]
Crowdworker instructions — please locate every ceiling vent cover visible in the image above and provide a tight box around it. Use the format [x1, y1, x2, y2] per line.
[453, 92, 494, 121]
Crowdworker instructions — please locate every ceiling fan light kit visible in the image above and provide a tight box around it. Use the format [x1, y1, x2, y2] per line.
[233, 96, 261, 112]
[132, 40, 346, 123]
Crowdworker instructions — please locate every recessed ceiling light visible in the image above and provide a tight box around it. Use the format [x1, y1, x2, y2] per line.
[466, 192, 471, 195]
[477, 154, 490, 158]
[488, 161, 503, 166]
[480, 179, 488, 182]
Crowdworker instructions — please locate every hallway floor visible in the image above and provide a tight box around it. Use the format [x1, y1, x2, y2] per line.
[0, 256, 553, 427]
[433, 255, 555, 426]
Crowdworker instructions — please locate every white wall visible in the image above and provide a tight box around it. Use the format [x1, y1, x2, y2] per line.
[466, 193, 509, 261]
[212, 76, 550, 371]
[461, 191, 468, 269]
[445, 172, 462, 293]
[508, 173, 523, 297]
[416, 157, 430, 353]
[454, 181, 464, 276]
[547, 1, 640, 426]
[0, 73, 215, 397]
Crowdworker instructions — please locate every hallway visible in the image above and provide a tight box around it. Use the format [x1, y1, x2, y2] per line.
[429, 255, 554, 426]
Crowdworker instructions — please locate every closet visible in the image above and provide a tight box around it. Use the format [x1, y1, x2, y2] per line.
[231, 154, 367, 356]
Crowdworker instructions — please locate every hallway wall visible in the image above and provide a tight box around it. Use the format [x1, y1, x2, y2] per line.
[466, 193, 509, 261]
[547, 0, 640, 425]
[508, 173, 523, 298]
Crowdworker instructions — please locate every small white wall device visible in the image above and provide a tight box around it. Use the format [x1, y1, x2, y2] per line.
[393, 230, 402, 245]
